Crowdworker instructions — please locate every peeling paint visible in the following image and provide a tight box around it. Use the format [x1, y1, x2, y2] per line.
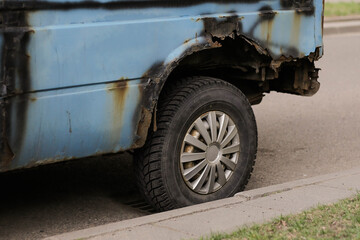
[133, 107, 152, 148]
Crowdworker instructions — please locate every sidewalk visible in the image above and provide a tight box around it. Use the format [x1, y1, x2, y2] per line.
[323, 0, 360, 34]
[324, 16, 360, 35]
[326, 0, 360, 3]
[46, 166, 360, 240]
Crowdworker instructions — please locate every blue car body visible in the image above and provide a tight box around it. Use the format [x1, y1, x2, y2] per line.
[0, 0, 323, 171]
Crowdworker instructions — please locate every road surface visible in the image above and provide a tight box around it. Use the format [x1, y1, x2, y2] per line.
[0, 33, 360, 240]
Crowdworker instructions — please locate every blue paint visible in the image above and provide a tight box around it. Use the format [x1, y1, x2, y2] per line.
[9, 80, 144, 169]
[23, 2, 323, 92]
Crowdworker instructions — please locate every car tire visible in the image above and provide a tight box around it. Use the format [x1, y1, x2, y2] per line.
[134, 76, 257, 211]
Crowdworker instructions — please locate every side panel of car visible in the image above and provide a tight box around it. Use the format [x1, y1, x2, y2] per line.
[0, 0, 323, 171]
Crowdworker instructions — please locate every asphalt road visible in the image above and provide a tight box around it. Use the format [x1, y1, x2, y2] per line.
[1, 33, 360, 240]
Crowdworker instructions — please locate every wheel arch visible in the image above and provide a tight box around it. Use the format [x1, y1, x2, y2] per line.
[135, 35, 270, 149]
[158, 35, 273, 106]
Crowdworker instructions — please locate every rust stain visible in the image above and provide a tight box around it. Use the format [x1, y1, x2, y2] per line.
[210, 41, 222, 48]
[190, 17, 201, 22]
[260, 18, 274, 44]
[290, 13, 301, 54]
[260, 21, 266, 43]
[107, 80, 130, 141]
[133, 107, 152, 148]
[118, 76, 128, 81]
[267, 19, 274, 43]
[184, 38, 191, 44]
[130, 79, 154, 149]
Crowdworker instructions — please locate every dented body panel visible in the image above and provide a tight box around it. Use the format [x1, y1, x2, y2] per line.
[0, 0, 324, 171]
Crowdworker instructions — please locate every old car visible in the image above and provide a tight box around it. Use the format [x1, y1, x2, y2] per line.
[0, 0, 323, 211]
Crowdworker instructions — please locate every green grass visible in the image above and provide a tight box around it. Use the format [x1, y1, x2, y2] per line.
[200, 194, 360, 240]
[325, 2, 360, 17]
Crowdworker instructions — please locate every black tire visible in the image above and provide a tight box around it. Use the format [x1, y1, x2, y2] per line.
[134, 76, 257, 211]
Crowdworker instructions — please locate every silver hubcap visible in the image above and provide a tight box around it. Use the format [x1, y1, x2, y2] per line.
[180, 111, 240, 194]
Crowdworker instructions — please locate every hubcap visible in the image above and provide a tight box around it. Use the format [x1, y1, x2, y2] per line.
[206, 144, 220, 163]
[180, 111, 240, 194]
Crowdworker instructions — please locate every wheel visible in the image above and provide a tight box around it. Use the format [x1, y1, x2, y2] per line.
[134, 76, 257, 211]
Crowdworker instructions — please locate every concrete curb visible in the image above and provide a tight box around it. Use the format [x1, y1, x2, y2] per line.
[324, 15, 360, 35]
[324, 19, 360, 35]
[325, 15, 360, 23]
[46, 166, 360, 240]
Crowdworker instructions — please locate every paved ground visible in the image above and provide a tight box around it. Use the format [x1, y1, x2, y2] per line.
[247, 32, 360, 190]
[47, 167, 360, 240]
[1, 30, 360, 240]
